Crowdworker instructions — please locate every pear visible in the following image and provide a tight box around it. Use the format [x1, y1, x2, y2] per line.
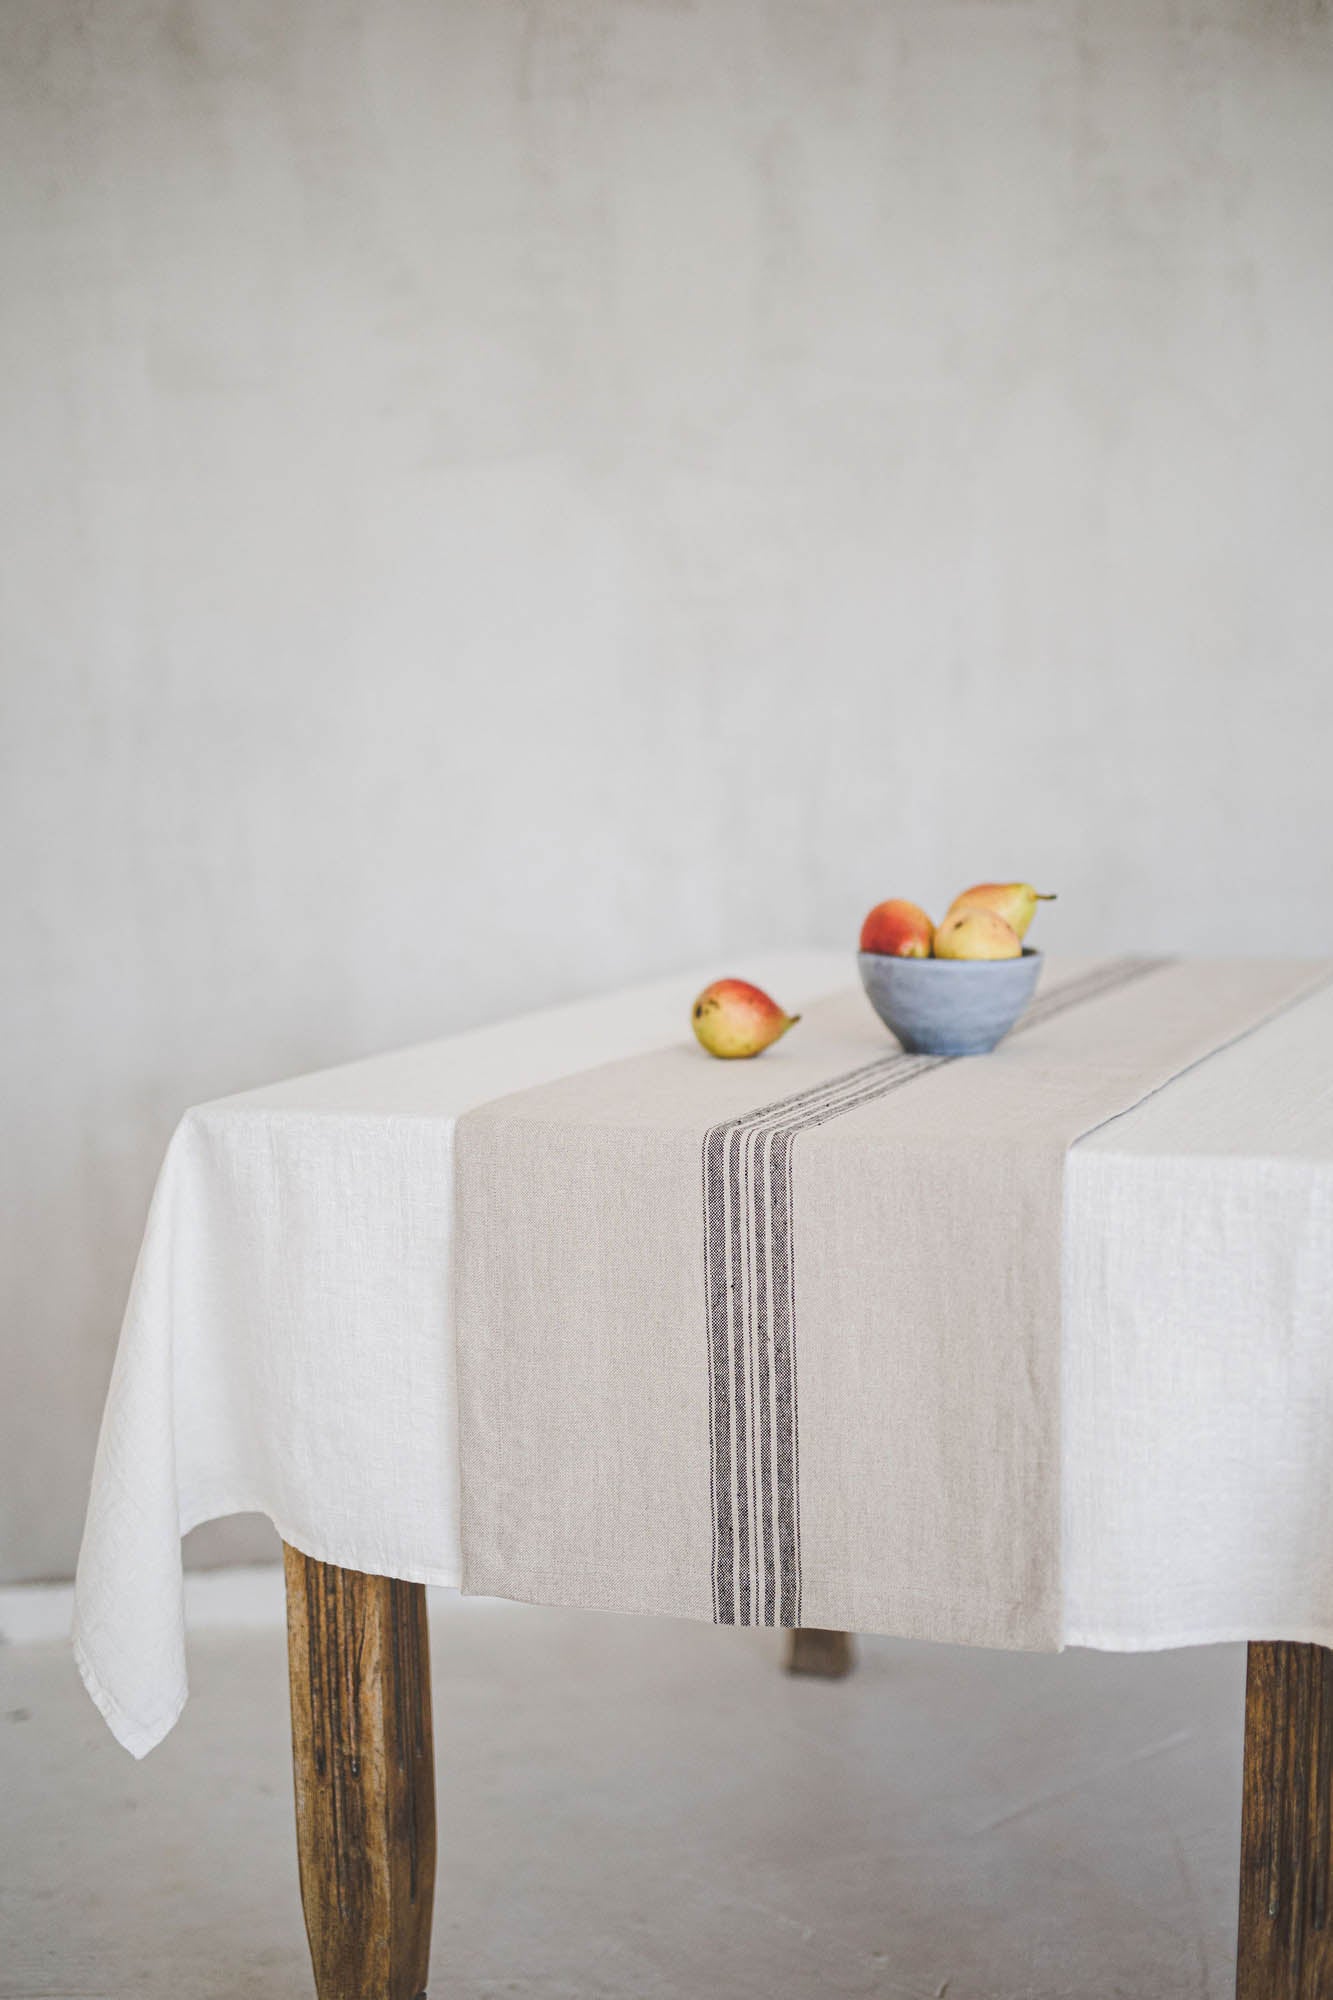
[934, 908, 1022, 961]
[692, 979, 800, 1059]
[945, 882, 1055, 941]
[859, 898, 934, 958]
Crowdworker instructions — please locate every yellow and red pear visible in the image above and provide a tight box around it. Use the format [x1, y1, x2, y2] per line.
[691, 979, 799, 1059]
[933, 908, 1022, 961]
[945, 882, 1055, 941]
[859, 898, 934, 958]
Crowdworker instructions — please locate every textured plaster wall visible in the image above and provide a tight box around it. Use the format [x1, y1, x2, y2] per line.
[3, 0, 1331, 1580]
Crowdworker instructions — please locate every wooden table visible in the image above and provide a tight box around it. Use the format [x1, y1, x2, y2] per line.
[281, 1546, 1332, 2000]
[71, 958, 1333, 1992]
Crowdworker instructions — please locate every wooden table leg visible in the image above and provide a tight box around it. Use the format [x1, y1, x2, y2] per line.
[784, 1628, 855, 1678]
[283, 1544, 436, 2000]
[1237, 1640, 1333, 1999]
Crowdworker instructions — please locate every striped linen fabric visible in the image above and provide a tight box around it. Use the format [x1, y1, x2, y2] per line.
[702, 957, 1160, 1636]
[453, 957, 1328, 1649]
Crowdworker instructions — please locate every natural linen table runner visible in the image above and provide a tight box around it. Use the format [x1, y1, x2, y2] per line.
[454, 958, 1326, 1650]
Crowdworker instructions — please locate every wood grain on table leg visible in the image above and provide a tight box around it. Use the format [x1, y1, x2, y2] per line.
[784, 1628, 855, 1678]
[283, 1544, 436, 2000]
[1237, 1640, 1333, 2000]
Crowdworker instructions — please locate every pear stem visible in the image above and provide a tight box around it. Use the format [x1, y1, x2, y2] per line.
[1036, 893, 1057, 901]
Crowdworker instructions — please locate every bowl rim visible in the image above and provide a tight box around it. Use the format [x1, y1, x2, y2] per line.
[858, 946, 1041, 971]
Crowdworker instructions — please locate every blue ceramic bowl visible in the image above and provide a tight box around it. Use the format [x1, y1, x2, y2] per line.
[858, 948, 1042, 1056]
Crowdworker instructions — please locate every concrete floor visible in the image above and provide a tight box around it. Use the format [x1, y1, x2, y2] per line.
[2, 1594, 1244, 1999]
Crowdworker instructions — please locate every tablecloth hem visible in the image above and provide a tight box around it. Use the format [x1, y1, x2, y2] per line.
[173, 1496, 465, 1595]
[273, 1516, 464, 1593]
[458, 1583, 1333, 1659]
[458, 1571, 1051, 1648]
[1064, 1622, 1333, 1653]
[72, 1633, 187, 1761]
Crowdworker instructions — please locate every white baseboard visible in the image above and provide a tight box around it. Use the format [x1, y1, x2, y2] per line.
[0, 1562, 287, 1646]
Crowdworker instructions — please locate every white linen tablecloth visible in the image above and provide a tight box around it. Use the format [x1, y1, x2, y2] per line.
[73, 951, 1333, 1756]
